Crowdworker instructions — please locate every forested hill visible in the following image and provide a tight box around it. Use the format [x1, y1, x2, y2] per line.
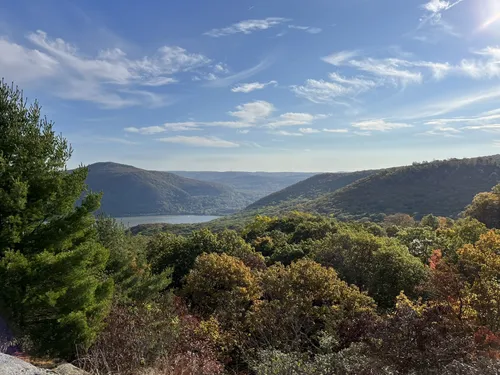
[304, 155, 500, 220]
[84, 162, 252, 216]
[246, 170, 377, 210]
[170, 171, 316, 201]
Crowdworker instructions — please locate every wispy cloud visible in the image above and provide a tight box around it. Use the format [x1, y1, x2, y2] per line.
[420, 126, 462, 137]
[267, 113, 329, 127]
[291, 72, 376, 104]
[322, 50, 359, 66]
[204, 58, 274, 88]
[352, 119, 412, 131]
[157, 135, 239, 148]
[125, 101, 276, 135]
[299, 127, 321, 134]
[204, 17, 289, 37]
[288, 25, 322, 34]
[231, 80, 277, 93]
[269, 130, 303, 136]
[348, 58, 423, 86]
[425, 113, 500, 126]
[416, 0, 466, 40]
[462, 124, 500, 131]
[0, 30, 215, 108]
[323, 128, 349, 133]
[125, 122, 202, 134]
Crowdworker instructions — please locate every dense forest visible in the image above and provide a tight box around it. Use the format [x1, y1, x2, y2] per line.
[84, 162, 252, 216]
[170, 171, 316, 202]
[4, 81, 500, 375]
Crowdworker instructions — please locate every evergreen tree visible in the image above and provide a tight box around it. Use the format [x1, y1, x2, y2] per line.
[0, 81, 113, 357]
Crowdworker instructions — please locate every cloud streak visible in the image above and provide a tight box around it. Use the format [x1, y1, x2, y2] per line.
[231, 80, 277, 93]
[204, 18, 289, 37]
[157, 136, 239, 148]
[352, 119, 412, 131]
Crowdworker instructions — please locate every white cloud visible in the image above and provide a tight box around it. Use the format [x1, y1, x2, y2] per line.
[425, 113, 500, 126]
[229, 100, 275, 123]
[269, 130, 303, 136]
[328, 72, 377, 90]
[124, 125, 166, 135]
[291, 71, 377, 104]
[0, 30, 215, 108]
[323, 128, 349, 133]
[157, 136, 239, 148]
[204, 58, 273, 88]
[322, 50, 359, 66]
[214, 63, 229, 73]
[418, 88, 500, 118]
[420, 126, 462, 136]
[462, 124, 500, 131]
[417, 0, 465, 39]
[352, 119, 412, 131]
[238, 129, 250, 134]
[348, 58, 423, 86]
[204, 18, 289, 37]
[288, 25, 322, 34]
[231, 80, 277, 93]
[164, 122, 202, 131]
[423, 0, 450, 13]
[28, 31, 210, 83]
[0, 38, 59, 83]
[267, 112, 329, 127]
[299, 127, 320, 134]
[291, 79, 350, 103]
[141, 77, 178, 86]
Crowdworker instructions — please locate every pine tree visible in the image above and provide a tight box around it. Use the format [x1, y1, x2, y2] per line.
[0, 81, 113, 357]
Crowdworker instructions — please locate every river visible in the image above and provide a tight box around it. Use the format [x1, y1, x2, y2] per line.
[116, 215, 221, 228]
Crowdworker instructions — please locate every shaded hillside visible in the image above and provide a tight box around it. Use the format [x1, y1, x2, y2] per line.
[305, 155, 500, 220]
[246, 170, 377, 210]
[170, 171, 316, 200]
[84, 162, 251, 216]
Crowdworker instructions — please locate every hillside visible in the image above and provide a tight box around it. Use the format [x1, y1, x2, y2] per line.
[170, 171, 316, 201]
[304, 155, 500, 220]
[84, 162, 252, 216]
[246, 170, 377, 210]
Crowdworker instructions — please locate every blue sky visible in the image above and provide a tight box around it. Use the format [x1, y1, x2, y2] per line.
[1, 0, 500, 171]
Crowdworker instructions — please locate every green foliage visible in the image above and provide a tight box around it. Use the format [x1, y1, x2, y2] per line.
[0, 81, 113, 357]
[95, 216, 171, 303]
[247, 259, 376, 353]
[85, 162, 252, 216]
[183, 253, 260, 323]
[148, 228, 263, 286]
[312, 228, 428, 308]
[464, 184, 500, 228]
[421, 214, 440, 230]
[301, 157, 500, 220]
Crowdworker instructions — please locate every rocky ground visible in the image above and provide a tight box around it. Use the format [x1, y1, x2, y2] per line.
[0, 353, 89, 375]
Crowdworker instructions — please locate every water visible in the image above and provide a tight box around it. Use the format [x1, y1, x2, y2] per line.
[116, 215, 221, 228]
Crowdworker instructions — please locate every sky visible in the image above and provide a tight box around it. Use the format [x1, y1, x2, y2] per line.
[1, 0, 500, 172]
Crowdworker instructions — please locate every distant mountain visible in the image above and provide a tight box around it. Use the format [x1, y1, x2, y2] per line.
[304, 155, 500, 220]
[169, 171, 316, 201]
[84, 162, 252, 216]
[246, 170, 377, 211]
[241, 155, 500, 222]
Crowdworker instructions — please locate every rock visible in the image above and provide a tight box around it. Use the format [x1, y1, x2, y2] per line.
[54, 363, 90, 375]
[0, 353, 54, 374]
[0, 354, 90, 375]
